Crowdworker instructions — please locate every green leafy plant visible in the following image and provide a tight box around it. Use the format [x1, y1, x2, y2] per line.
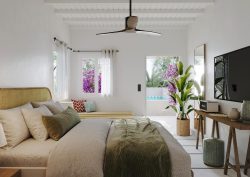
[165, 61, 201, 120]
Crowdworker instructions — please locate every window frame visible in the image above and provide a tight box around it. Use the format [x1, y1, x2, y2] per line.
[52, 51, 59, 95]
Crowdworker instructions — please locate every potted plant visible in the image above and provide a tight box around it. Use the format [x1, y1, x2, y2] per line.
[165, 61, 200, 136]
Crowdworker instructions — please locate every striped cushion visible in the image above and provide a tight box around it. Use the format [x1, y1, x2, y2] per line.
[71, 99, 86, 112]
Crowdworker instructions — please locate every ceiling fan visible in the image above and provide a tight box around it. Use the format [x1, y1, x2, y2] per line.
[96, 0, 161, 36]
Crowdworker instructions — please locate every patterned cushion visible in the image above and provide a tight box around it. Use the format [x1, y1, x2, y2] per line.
[71, 99, 86, 112]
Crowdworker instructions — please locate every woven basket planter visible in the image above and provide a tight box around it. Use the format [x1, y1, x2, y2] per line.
[177, 119, 190, 136]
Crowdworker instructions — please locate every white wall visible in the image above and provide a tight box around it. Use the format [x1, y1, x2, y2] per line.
[70, 29, 187, 115]
[187, 0, 250, 164]
[0, 0, 69, 91]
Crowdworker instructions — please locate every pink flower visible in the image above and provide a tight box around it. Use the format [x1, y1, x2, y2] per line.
[165, 64, 178, 79]
[168, 96, 176, 106]
[167, 82, 176, 93]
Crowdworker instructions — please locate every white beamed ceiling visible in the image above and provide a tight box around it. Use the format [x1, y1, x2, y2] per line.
[45, 0, 214, 29]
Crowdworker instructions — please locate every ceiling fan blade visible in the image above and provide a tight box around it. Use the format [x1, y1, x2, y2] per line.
[96, 29, 126, 35]
[135, 29, 161, 36]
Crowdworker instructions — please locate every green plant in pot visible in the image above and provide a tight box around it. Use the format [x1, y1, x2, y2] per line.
[165, 61, 200, 136]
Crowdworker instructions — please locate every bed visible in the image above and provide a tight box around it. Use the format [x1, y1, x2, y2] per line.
[0, 87, 192, 177]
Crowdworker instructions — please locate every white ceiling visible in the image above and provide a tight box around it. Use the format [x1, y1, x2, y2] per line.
[45, 0, 214, 30]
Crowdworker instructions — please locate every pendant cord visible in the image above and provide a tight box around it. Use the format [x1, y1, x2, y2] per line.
[129, 0, 132, 16]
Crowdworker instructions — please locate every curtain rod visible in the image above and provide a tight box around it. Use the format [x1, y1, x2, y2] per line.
[53, 37, 73, 51]
[72, 50, 119, 53]
[53, 37, 119, 53]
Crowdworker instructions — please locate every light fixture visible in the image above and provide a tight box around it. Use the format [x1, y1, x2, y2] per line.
[96, 0, 161, 36]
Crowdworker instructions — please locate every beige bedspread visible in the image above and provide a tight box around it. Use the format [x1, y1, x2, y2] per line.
[46, 119, 112, 177]
[0, 138, 56, 167]
[46, 119, 191, 177]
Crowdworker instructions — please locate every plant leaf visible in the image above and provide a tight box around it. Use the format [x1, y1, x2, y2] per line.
[174, 79, 181, 91]
[166, 105, 177, 113]
[170, 106, 177, 113]
[187, 108, 194, 115]
[175, 94, 183, 107]
[180, 73, 191, 90]
[177, 61, 183, 75]
[183, 89, 192, 101]
[185, 65, 193, 75]
[187, 105, 193, 110]
[186, 81, 194, 90]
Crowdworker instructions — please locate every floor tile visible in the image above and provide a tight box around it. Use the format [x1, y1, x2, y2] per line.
[149, 116, 249, 177]
[183, 145, 203, 154]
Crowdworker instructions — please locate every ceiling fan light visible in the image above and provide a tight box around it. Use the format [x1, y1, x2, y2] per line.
[96, 0, 161, 36]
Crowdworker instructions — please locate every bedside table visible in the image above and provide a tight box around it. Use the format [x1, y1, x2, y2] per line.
[0, 169, 21, 177]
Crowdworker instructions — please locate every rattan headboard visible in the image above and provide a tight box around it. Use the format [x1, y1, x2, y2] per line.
[0, 87, 52, 109]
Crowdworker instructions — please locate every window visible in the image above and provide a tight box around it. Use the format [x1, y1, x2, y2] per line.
[53, 51, 58, 94]
[146, 56, 179, 100]
[81, 50, 115, 96]
[82, 58, 101, 94]
[146, 56, 179, 87]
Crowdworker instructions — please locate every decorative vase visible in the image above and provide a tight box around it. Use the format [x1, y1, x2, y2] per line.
[228, 108, 240, 121]
[241, 100, 250, 122]
[177, 115, 190, 136]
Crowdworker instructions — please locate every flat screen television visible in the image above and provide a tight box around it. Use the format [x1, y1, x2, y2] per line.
[214, 46, 250, 102]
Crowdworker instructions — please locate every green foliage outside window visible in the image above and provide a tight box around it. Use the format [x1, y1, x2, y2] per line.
[146, 56, 179, 87]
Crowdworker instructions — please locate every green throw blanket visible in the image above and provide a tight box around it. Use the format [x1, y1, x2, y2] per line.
[104, 118, 171, 177]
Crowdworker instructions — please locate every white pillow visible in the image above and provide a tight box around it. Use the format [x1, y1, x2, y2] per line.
[0, 112, 29, 149]
[0, 123, 7, 148]
[22, 106, 53, 141]
[32, 100, 64, 114]
[0, 103, 32, 149]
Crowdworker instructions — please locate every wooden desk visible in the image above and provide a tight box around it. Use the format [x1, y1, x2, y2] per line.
[195, 109, 250, 177]
[0, 169, 21, 177]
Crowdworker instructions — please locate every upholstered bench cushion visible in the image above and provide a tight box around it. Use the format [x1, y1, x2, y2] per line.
[78, 112, 133, 119]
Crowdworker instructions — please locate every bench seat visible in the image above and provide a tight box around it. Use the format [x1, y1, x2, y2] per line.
[60, 101, 133, 119]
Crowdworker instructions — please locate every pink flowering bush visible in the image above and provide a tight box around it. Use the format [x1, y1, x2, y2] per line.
[83, 69, 101, 93]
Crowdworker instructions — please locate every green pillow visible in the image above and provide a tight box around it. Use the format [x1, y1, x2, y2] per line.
[42, 107, 81, 141]
[84, 101, 96, 112]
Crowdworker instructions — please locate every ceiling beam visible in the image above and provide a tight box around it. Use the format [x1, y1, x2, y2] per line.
[58, 13, 200, 19]
[64, 21, 191, 26]
[49, 3, 213, 11]
[45, 0, 214, 4]
[55, 9, 204, 15]
[63, 17, 195, 22]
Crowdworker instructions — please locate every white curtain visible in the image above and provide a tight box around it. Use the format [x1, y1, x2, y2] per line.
[54, 41, 70, 100]
[99, 49, 116, 96]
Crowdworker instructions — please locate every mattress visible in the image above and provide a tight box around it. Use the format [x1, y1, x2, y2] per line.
[0, 138, 56, 167]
